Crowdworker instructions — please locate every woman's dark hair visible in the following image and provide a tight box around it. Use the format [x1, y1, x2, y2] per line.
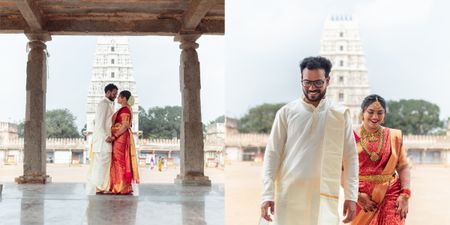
[119, 90, 131, 100]
[361, 94, 386, 111]
[300, 56, 332, 78]
[104, 83, 118, 93]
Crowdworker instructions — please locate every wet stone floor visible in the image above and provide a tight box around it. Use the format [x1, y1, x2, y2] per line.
[0, 183, 224, 225]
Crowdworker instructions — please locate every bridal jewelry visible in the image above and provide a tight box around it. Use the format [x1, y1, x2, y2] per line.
[360, 126, 384, 162]
[361, 126, 383, 142]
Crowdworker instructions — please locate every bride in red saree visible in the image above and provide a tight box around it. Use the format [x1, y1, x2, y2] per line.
[108, 90, 140, 194]
[352, 95, 411, 225]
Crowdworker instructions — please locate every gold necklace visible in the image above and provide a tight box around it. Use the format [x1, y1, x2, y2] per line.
[360, 126, 384, 162]
[360, 126, 383, 142]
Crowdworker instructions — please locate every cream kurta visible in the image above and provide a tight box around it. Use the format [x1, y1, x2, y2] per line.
[262, 98, 358, 225]
[86, 97, 114, 195]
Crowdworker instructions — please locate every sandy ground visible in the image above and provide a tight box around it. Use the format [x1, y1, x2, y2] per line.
[225, 162, 450, 225]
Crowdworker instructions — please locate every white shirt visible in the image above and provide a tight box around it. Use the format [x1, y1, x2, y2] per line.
[262, 98, 359, 203]
[92, 97, 114, 153]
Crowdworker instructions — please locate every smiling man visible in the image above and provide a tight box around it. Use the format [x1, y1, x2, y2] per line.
[260, 56, 359, 225]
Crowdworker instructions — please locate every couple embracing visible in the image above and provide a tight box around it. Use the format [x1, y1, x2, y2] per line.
[86, 83, 140, 195]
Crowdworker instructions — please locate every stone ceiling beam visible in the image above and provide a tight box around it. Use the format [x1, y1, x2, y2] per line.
[0, 16, 27, 33]
[0, 15, 224, 35]
[46, 18, 223, 35]
[13, 0, 46, 31]
[47, 18, 181, 35]
[182, 0, 216, 31]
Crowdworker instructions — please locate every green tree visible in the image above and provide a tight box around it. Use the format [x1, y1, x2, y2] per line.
[204, 115, 226, 134]
[17, 121, 24, 138]
[46, 109, 80, 138]
[15, 109, 80, 138]
[138, 106, 152, 138]
[384, 99, 443, 135]
[210, 115, 225, 124]
[80, 123, 87, 140]
[139, 106, 182, 139]
[238, 103, 285, 133]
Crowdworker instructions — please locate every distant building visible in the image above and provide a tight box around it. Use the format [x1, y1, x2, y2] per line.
[0, 121, 224, 166]
[224, 119, 450, 165]
[0, 122, 18, 145]
[0, 122, 19, 164]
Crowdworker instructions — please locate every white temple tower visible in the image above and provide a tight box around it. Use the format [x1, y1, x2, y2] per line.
[86, 37, 139, 145]
[320, 15, 371, 127]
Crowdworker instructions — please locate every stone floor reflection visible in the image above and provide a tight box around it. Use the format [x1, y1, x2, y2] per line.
[0, 183, 223, 225]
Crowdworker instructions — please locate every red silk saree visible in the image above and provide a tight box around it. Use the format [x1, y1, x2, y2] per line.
[109, 106, 140, 194]
[352, 128, 408, 225]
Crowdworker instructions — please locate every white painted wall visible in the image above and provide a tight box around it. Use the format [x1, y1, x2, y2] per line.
[54, 151, 72, 164]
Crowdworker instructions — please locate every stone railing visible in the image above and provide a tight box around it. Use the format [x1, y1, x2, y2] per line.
[1, 133, 449, 154]
[138, 138, 180, 145]
[0, 137, 224, 152]
[138, 138, 180, 151]
[225, 133, 450, 150]
[138, 138, 224, 152]
[1, 138, 86, 150]
[404, 135, 450, 149]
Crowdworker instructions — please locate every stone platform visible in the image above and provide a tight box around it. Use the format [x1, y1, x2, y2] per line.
[0, 183, 223, 225]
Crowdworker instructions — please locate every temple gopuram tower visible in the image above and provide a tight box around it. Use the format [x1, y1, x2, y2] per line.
[86, 37, 139, 146]
[320, 15, 371, 127]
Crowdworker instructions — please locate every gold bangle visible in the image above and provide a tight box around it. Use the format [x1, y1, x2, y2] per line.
[400, 187, 411, 199]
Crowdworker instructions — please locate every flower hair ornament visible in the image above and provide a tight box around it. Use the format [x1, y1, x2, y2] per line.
[127, 95, 135, 106]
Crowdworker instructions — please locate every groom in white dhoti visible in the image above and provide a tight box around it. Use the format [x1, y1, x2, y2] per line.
[261, 56, 359, 224]
[86, 83, 118, 195]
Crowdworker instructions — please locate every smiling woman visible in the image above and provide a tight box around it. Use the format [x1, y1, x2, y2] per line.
[353, 94, 411, 225]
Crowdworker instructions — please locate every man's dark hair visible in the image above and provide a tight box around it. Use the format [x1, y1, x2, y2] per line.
[361, 94, 387, 112]
[300, 56, 333, 78]
[119, 90, 131, 100]
[104, 83, 118, 93]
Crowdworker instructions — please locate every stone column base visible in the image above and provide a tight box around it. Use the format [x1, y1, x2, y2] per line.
[174, 174, 211, 186]
[15, 175, 52, 184]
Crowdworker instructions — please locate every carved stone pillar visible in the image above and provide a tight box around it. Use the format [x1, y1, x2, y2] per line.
[16, 38, 51, 184]
[174, 34, 211, 186]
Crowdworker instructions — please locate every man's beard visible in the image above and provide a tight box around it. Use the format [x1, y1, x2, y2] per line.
[303, 89, 326, 103]
[107, 95, 115, 102]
